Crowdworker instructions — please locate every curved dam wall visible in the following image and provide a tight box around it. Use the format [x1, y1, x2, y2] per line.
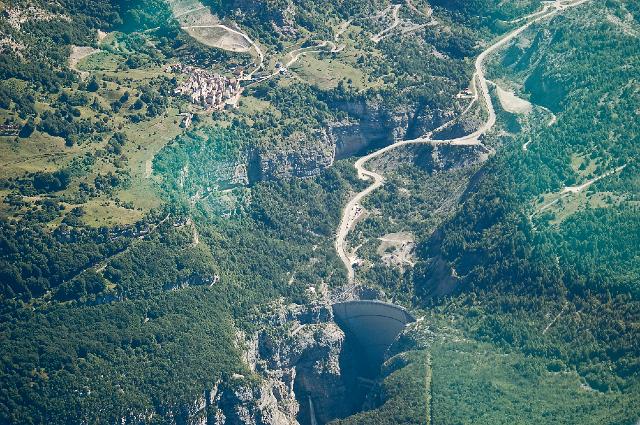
[332, 300, 415, 372]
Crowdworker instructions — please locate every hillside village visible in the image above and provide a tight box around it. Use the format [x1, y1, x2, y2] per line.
[1, 0, 639, 424]
[167, 63, 243, 111]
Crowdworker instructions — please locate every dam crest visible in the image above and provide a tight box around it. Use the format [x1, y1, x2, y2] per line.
[332, 300, 415, 374]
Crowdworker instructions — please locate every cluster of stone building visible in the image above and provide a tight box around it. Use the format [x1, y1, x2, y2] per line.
[167, 64, 242, 110]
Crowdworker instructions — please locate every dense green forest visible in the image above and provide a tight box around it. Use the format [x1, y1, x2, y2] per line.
[0, 160, 361, 422]
[0, 0, 639, 423]
[331, 0, 640, 422]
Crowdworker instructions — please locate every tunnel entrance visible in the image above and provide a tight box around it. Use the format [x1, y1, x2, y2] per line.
[295, 300, 415, 425]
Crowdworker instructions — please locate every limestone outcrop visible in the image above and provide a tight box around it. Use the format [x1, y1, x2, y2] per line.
[242, 302, 355, 425]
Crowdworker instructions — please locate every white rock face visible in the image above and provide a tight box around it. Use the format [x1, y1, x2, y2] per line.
[495, 85, 533, 114]
[218, 302, 355, 425]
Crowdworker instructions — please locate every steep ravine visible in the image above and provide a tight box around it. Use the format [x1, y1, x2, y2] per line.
[157, 3, 596, 423]
[148, 300, 414, 425]
[238, 302, 382, 425]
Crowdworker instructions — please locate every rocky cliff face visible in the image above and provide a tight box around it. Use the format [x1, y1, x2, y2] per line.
[328, 101, 393, 159]
[225, 97, 456, 183]
[181, 95, 458, 188]
[252, 130, 335, 181]
[242, 302, 358, 425]
[209, 304, 368, 425]
[250, 100, 402, 180]
[144, 301, 360, 425]
[328, 98, 448, 160]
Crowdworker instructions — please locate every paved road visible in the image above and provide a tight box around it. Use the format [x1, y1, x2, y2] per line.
[334, 0, 592, 289]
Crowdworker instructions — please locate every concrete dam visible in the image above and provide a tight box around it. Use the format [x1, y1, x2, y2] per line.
[332, 300, 416, 374]
[296, 300, 415, 425]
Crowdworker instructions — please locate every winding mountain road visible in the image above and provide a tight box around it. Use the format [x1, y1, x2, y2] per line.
[371, 4, 402, 43]
[334, 0, 591, 290]
[535, 164, 627, 215]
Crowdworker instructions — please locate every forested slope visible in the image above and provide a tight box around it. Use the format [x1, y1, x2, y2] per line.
[334, 0, 639, 423]
[0, 0, 638, 423]
[412, 0, 640, 404]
